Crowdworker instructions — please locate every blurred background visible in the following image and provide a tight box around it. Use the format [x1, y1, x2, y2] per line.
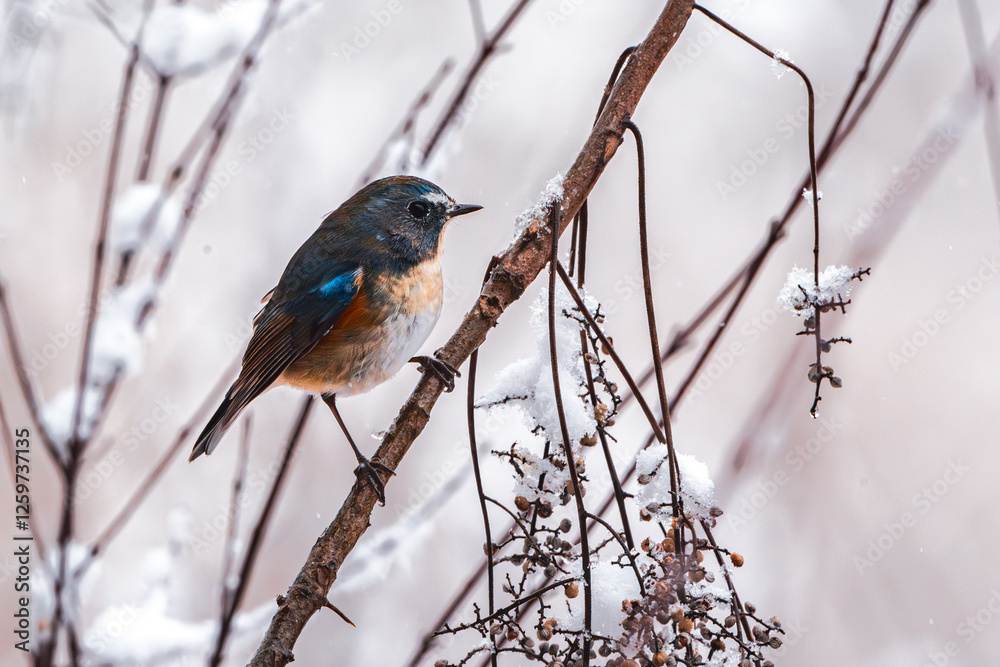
[1, 0, 998, 665]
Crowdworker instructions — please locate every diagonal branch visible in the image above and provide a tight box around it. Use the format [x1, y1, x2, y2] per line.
[248, 2, 696, 664]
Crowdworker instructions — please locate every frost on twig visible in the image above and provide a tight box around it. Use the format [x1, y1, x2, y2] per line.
[636, 447, 718, 522]
[511, 173, 566, 241]
[477, 284, 601, 505]
[778, 264, 871, 415]
[92, 0, 318, 77]
[110, 184, 181, 256]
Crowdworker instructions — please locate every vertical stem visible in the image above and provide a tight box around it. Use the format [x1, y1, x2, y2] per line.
[466, 349, 497, 667]
[546, 205, 591, 665]
[623, 120, 681, 539]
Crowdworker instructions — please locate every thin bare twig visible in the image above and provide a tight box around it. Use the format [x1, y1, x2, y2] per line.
[212, 417, 253, 667]
[88, 361, 240, 558]
[354, 59, 455, 190]
[419, 0, 533, 162]
[209, 398, 314, 667]
[546, 204, 592, 665]
[0, 278, 57, 461]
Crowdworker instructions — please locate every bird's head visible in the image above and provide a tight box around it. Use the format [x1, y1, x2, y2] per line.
[327, 175, 482, 265]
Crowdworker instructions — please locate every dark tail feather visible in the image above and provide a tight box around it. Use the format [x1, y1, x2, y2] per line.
[189, 390, 244, 461]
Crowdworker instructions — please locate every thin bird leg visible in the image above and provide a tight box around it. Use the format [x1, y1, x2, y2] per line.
[409, 355, 461, 392]
[321, 393, 395, 505]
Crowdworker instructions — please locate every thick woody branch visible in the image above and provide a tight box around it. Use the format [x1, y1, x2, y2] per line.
[249, 2, 695, 664]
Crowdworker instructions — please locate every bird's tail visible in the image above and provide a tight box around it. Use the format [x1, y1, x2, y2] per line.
[189, 388, 245, 461]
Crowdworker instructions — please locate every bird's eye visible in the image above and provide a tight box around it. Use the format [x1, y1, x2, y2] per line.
[407, 200, 430, 219]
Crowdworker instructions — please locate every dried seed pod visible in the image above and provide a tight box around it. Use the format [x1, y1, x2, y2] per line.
[678, 617, 694, 634]
[565, 582, 579, 599]
[730, 553, 745, 568]
[514, 496, 530, 512]
[652, 650, 668, 666]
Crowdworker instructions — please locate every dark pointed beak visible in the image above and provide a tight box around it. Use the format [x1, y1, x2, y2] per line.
[450, 203, 483, 218]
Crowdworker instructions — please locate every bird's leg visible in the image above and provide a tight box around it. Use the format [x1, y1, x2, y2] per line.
[409, 354, 461, 392]
[321, 393, 395, 505]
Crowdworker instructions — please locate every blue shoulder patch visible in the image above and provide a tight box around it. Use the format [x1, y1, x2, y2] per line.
[316, 268, 363, 299]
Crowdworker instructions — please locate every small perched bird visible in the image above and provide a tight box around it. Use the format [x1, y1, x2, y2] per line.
[190, 176, 482, 502]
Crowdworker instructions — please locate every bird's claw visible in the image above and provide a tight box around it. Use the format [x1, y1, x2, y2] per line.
[410, 355, 461, 392]
[354, 456, 396, 506]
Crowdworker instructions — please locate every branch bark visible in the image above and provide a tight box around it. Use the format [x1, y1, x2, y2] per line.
[248, 2, 695, 664]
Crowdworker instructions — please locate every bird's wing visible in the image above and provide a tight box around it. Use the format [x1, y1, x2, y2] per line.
[190, 262, 364, 460]
[235, 263, 365, 403]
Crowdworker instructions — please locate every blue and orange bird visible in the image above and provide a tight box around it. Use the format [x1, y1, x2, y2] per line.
[189, 176, 482, 502]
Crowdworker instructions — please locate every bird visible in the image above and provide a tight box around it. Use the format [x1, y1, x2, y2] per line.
[189, 175, 482, 503]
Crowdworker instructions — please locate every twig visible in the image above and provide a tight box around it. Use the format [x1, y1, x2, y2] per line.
[466, 347, 498, 666]
[211, 417, 253, 667]
[88, 360, 240, 558]
[622, 120, 681, 536]
[209, 398, 313, 667]
[419, 0, 533, 162]
[0, 278, 57, 462]
[546, 204, 592, 664]
[354, 59, 455, 190]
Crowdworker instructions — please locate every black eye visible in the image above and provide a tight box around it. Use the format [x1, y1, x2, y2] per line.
[407, 200, 430, 219]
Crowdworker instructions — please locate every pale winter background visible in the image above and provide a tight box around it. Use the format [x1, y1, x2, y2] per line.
[1, 0, 999, 665]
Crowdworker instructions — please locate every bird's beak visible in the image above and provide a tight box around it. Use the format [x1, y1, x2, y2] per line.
[449, 203, 483, 217]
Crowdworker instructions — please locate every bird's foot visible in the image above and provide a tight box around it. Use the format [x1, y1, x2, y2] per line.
[410, 355, 461, 392]
[354, 455, 396, 506]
